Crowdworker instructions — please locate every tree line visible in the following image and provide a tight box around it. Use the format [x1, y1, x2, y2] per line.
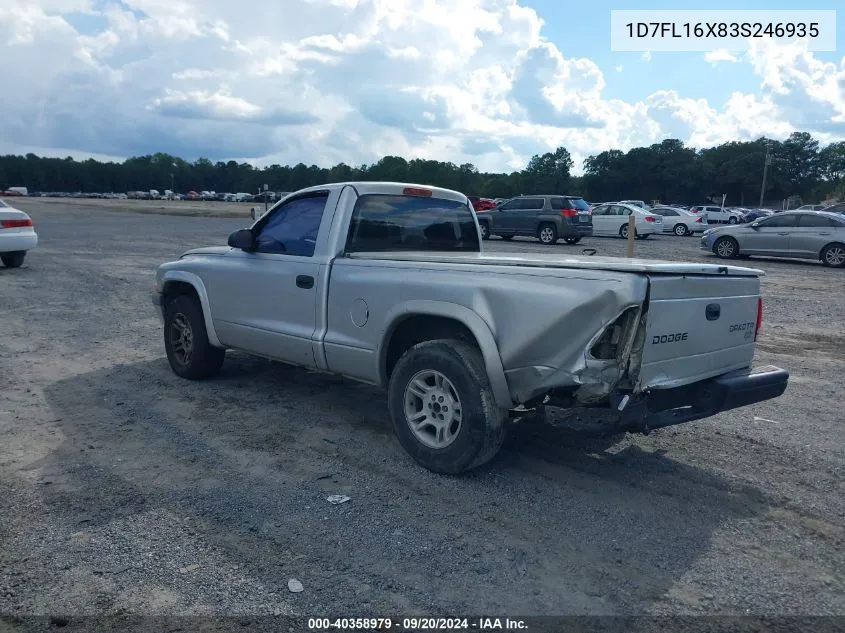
[1, 132, 843, 206]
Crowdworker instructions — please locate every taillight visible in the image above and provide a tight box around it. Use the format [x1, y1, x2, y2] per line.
[644, 216, 656, 222]
[1, 218, 32, 228]
[755, 297, 763, 341]
[561, 209, 577, 217]
[403, 187, 432, 197]
[696, 217, 703, 223]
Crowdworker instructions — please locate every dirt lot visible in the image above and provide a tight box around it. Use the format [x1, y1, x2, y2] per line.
[1, 199, 844, 622]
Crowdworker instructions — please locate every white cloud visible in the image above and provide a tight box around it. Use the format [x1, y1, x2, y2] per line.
[0, 0, 843, 175]
[704, 49, 740, 65]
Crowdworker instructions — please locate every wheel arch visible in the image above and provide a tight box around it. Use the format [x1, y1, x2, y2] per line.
[379, 301, 513, 408]
[160, 271, 223, 348]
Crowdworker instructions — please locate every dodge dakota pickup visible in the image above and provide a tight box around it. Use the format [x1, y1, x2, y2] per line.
[152, 182, 789, 474]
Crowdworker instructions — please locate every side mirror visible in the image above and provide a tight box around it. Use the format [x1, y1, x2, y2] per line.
[750, 222, 760, 229]
[228, 228, 255, 251]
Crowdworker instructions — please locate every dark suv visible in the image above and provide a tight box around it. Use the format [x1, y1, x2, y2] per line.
[475, 195, 593, 244]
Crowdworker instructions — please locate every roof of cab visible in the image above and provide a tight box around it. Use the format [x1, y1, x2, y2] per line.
[286, 181, 467, 203]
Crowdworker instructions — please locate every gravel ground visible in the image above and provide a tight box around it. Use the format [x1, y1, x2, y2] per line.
[1, 200, 843, 623]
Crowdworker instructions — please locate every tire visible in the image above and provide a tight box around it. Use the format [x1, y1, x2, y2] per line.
[728, 216, 738, 224]
[821, 243, 845, 268]
[713, 236, 739, 259]
[163, 294, 226, 380]
[564, 237, 581, 245]
[1, 251, 25, 268]
[387, 339, 508, 474]
[478, 221, 490, 240]
[619, 224, 635, 239]
[537, 223, 558, 245]
[636, 233, 650, 240]
[673, 223, 689, 236]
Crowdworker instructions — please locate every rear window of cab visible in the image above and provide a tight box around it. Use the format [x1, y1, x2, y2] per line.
[345, 194, 480, 253]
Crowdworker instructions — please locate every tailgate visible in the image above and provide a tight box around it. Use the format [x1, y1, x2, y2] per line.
[636, 274, 761, 391]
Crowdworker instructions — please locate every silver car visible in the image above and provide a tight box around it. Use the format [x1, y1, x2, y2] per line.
[700, 210, 845, 268]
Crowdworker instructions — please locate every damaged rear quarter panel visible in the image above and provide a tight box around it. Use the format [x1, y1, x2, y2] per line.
[327, 258, 648, 405]
[480, 270, 648, 403]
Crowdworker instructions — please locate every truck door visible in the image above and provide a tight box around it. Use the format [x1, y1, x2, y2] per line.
[203, 190, 338, 367]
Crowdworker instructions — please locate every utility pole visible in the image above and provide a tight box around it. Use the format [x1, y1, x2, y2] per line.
[758, 141, 772, 208]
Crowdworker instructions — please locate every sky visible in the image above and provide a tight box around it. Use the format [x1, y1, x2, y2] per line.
[0, 0, 843, 175]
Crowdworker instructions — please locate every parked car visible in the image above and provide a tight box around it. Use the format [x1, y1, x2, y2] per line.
[619, 200, 651, 211]
[0, 199, 38, 267]
[650, 206, 707, 236]
[589, 202, 662, 238]
[821, 202, 845, 215]
[796, 204, 827, 211]
[467, 196, 497, 211]
[477, 195, 593, 244]
[690, 205, 743, 224]
[152, 181, 788, 474]
[740, 209, 774, 223]
[701, 210, 845, 268]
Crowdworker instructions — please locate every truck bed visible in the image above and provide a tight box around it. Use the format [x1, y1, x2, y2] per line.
[346, 251, 763, 277]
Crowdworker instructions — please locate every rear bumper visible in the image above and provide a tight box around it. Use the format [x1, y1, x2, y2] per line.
[561, 222, 593, 237]
[0, 231, 38, 253]
[613, 365, 789, 433]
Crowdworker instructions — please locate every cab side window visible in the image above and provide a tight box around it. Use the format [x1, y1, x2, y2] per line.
[254, 194, 329, 256]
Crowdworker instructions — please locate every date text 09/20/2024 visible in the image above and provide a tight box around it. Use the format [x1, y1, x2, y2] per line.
[307, 618, 528, 630]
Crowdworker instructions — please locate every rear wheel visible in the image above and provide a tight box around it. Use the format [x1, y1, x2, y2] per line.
[821, 243, 845, 268]
[564, 237, 581, 245]
[478, 221, 490, 240]
[164, 295, 226, 380]
[728, 216, 738, 224]
[713, 236, 739, 259]
[1, 251, 25, 268]
[673, 223, 689, 236]
[619, 224, 636, 239]
[388, 339, 508, 474]
[538, 223, 558, 245]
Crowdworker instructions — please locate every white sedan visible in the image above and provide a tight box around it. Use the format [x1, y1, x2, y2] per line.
[650, 206, 708, 236]
[0, 199, 38, 268]
[590, 202, 662, 238]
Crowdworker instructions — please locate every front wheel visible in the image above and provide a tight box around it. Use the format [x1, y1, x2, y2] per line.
[673, 223, 689, 236]
[1, 251, 25, 268]
[478, 222, 490, 240]
[388, 339, 508, 474]
[713, 236, 739, 259]
[728, 216, 738, 224]
[537, 223, 558, 245]
[821, 243, 845, 268]
[164, 295, 226, 380]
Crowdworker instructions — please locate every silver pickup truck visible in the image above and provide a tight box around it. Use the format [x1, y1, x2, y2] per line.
[152, 182, 789, 474]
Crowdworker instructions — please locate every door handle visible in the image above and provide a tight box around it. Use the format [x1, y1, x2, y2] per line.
[296, 275, 314, 289]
